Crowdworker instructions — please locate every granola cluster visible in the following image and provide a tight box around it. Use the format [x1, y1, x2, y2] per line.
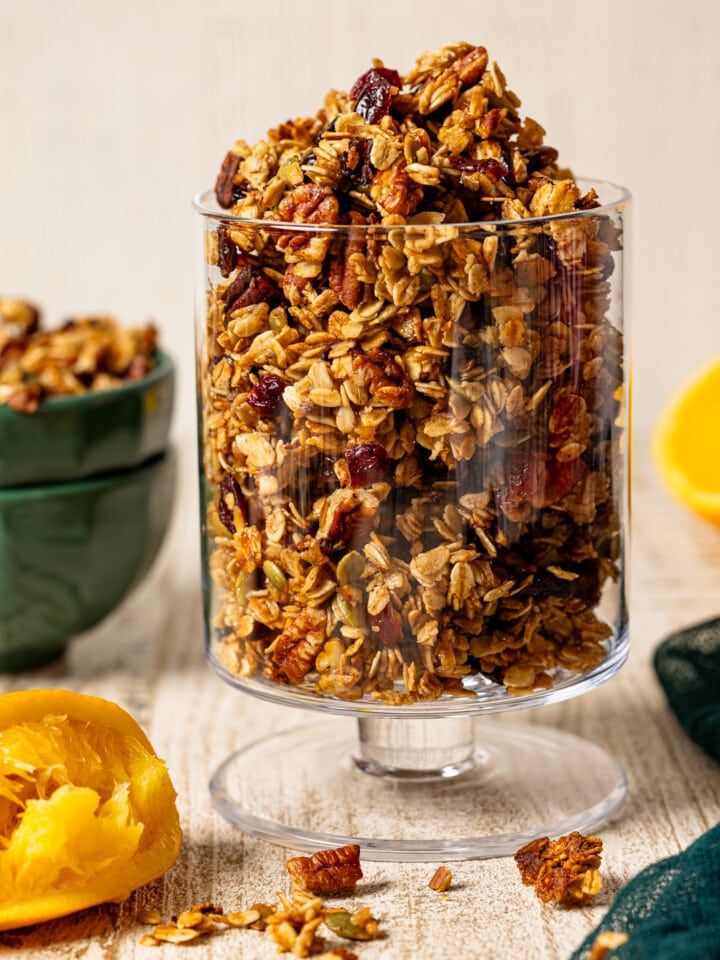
[199, 41, 625, 704]
[0, 297, 158, 413]
[514, 831, 604, 906]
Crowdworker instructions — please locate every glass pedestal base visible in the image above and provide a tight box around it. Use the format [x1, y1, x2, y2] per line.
[210, 716, 626, 862]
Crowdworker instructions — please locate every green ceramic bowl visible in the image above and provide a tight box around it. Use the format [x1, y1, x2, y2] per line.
[0, 449, 176, 672]
[0, 350, 174, 487]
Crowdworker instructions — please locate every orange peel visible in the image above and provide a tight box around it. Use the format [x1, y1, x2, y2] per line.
[653, 354, 720, 525]
[0, 689, 182, 931]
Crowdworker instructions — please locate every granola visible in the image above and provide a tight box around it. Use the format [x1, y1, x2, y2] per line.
[198, 41, 626, 704]
[428, 865, 453, 892]
[0, 299, 158, 413]
[137, 874, 380, 957]
[514, 831, 604, 906]
[589, 931, 629, 960]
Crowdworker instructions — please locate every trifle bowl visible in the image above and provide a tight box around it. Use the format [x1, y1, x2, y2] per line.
[194, 42, 630, 859]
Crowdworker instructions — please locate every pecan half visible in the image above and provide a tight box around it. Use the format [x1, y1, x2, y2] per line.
[276, 183, 340, 254]
[317, 488, 379, 551]
[217, 223, 238, 278]
[271, 609, 326, 684]
[285, 844, 363, 895]
[369, 163, 423, 217]
[223, 256, 281, 312]
[329, 212, 370, 310]
[215, 151, 241, 208]
[452, 45, 489, 85]
[351, 349, 416, 409]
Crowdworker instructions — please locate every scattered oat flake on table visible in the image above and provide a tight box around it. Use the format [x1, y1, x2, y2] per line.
[137, 908, 163, 925]
[138, 934, 160, 947]
[151, 923, 204, 943]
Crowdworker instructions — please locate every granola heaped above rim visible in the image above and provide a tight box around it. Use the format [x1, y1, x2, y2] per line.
[198, 41, 626, 705]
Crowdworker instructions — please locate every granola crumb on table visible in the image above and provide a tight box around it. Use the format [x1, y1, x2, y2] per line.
[514, 831, 604, 906]
[199, 41, 625, 705]
[428, 865, 453, 892]
[137, 846, 379, 956]
[589, 931, 629, 960]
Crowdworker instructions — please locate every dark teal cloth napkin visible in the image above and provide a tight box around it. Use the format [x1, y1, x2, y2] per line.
[569, 616, 720, 958]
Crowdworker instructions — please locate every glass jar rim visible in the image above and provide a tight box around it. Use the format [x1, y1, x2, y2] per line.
[193, 177, 630, 232]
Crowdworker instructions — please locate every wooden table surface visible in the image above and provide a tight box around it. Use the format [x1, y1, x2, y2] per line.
[2, 432, 719, 960]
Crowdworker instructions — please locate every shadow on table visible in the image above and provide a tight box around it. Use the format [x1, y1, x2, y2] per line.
[0, 903, 119, 951]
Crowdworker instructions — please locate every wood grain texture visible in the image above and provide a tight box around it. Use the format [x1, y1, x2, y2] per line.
[1, 434, 719, 958]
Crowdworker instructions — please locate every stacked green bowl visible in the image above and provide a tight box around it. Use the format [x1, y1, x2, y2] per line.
[0, 352, 176, 671]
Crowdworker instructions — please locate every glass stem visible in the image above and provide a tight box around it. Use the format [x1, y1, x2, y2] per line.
[353, 716, 475, 780]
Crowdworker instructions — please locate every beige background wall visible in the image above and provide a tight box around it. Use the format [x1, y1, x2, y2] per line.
[2, 0, 718, 448]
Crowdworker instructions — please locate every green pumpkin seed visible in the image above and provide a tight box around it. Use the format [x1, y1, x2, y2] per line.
[419, 269, 436, 291]
[336, 596, 359, 626]
[336, 551, 365, 585]
[278, 155, 303, 186]
[323, 911, 375, 942]
[263, 560, 287, 591]
[235, 572, 248, 604]
[268, 306, 287, 332]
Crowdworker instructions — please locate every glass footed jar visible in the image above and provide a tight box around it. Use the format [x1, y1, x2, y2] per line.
[194, 180, 630, 860]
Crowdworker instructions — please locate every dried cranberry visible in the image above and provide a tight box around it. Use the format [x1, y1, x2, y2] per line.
[346, 442, 390, 487]
[350, 67, 402, 124]
[217, 223, 237, 278]
[547, 457, 588, 504]
[369, 603, 404, 646]
[218, 475, 247, 534]
[350, 66, 402, 102]
[495, 453, 546, 521]
[247, 374, 287, 418]
[449, 155, 509, 183]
